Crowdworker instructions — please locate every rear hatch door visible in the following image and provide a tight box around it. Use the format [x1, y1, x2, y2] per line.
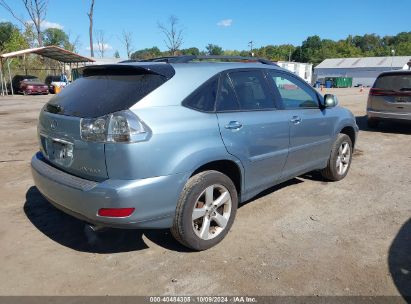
[38, 110, 108, 181]
[39, 63, 174, 181]
[371, 72, 411, 114]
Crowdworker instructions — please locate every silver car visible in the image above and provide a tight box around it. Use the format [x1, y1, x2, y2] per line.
[31, 56, 358, 250]
[367, 70, 411, 128]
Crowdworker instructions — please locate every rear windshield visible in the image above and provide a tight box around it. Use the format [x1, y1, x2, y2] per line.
[374, 74, 411, 92]
[46, 72, 167, 117]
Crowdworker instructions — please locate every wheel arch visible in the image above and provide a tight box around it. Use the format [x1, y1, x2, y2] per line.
[339, 125, 357, 148]
[191, 159, 243, 197]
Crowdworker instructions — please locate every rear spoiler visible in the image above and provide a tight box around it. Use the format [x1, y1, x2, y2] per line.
[82, 64, 175, 80]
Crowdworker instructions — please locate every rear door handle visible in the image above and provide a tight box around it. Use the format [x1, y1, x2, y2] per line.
[290, 116, 302, 124]
[225, 121, 243, 130]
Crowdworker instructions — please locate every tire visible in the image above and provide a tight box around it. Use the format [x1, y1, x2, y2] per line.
[367, 117, 379, 128]
[171, 170, 238, 251]
[320, 133, 353, 181]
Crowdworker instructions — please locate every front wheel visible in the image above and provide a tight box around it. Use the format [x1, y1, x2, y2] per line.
[171, 170, 238, 251]
[320, 134, 353, 181]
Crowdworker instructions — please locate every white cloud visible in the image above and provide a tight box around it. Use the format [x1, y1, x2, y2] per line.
[27, 20, 64, 30]
[86, 43, 113, 51]
[217, 19, 233, 27]
[41, 20, 64, 29]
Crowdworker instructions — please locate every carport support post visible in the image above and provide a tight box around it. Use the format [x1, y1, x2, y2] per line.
[0, 58, 4, 96]
[23, 54, 27, 75]
[7, 59, 14, 96]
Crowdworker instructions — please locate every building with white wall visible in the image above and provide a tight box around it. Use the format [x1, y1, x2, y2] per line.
[276, 61, 313, 84]
[314, 56, 411, 87]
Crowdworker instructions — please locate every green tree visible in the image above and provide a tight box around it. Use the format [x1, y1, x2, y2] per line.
[130, 47, 162, 60]
[43, 28, 69, 47]
[114, 50, 120, 58]
[395, 42, 411, 55]
[180, 47, 200, 55]
[300, 35, 323, 64]
[206, 44, 223, 55]
[223, 49, 241, 56]
[0, 22, 18, 50]
[0, 22, 28, 52]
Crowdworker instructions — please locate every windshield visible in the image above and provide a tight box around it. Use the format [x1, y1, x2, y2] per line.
[46, 73, 168, 117]
[374, 74, 411, 92]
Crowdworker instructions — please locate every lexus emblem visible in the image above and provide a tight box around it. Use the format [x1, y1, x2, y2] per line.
[50, 120, 58, 130]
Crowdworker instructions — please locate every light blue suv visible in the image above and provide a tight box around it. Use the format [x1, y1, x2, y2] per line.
[31, 56, 358, 250]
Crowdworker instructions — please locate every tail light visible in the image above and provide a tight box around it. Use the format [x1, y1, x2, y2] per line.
[370, 88, 411, 96]
[80, 110, 150, 143]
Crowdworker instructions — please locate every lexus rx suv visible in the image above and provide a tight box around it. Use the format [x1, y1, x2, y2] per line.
[31, 56, 358, 250]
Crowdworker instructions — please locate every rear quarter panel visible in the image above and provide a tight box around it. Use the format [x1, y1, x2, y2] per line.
[104, 106, 241, 180]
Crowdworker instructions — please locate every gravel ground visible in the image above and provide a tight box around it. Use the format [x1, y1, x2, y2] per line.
[0, 88, 410, 297]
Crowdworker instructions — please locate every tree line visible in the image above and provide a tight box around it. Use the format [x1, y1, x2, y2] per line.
[0, 0, 410, 65]
[130, 32, 411, 65]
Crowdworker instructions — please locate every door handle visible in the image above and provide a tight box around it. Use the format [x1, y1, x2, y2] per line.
[290, 116, 302, 124]
[225, 121, 243, 130]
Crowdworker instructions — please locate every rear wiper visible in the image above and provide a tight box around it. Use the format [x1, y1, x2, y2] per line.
[399, 87, 411, 92]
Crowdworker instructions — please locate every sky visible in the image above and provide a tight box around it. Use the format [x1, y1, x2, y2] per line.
[0, 0, 410, 58]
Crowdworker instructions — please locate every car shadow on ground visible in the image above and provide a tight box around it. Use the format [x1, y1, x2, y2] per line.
[23, 186, 191, 253]
[239, 178, 304, 207]
[388, 218, 411, 303]
[24, 178, 304, 254]
[356, 115, 411, 135]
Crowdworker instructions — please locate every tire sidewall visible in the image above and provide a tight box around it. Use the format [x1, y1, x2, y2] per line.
[178, 171, 238, 251]
[329, 134, 353, 181]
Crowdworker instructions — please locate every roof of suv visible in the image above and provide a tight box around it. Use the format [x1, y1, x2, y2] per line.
[118, 55, 282, 75]
[377, 70, 411, 77]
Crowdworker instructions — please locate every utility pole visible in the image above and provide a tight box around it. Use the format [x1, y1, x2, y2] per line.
[391, 49, 395, 70]
[248, 41, 254, 56]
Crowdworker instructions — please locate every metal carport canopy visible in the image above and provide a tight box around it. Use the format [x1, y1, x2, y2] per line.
[0, 45, 95, 63]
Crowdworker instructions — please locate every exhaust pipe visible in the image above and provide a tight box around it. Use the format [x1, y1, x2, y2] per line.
[87, 224, 106, 232]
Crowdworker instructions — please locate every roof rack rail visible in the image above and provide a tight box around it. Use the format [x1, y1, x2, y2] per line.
[121, 55, 277, 66]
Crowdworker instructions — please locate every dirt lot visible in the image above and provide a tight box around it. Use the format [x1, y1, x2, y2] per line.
[0, 89, 410, 297]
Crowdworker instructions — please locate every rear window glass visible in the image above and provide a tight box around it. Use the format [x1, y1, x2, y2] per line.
[374, 74, 411, 92]
[46, 73, 167, 118]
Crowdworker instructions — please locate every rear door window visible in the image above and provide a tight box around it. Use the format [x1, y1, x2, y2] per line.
[228, 70, 275, 110]
[46, 68, 169, 118]
[216, 74, 240, 111]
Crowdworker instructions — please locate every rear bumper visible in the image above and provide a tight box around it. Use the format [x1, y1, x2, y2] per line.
[31, 152, 189, 229]
[25, 89, 49, 95]
[367, 109, 411, 121]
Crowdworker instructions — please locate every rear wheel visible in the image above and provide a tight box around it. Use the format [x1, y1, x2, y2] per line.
[321, 133, 353, 181]
[367, 117, 380, 128]
[171, 170, 238, 251]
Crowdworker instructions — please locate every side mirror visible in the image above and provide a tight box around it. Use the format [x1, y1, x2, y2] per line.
[323, 94, 338, 108]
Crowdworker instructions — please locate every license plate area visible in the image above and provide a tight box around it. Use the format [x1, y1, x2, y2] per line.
[40, 134, 74, 167]
[395, 96, 410, 103]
